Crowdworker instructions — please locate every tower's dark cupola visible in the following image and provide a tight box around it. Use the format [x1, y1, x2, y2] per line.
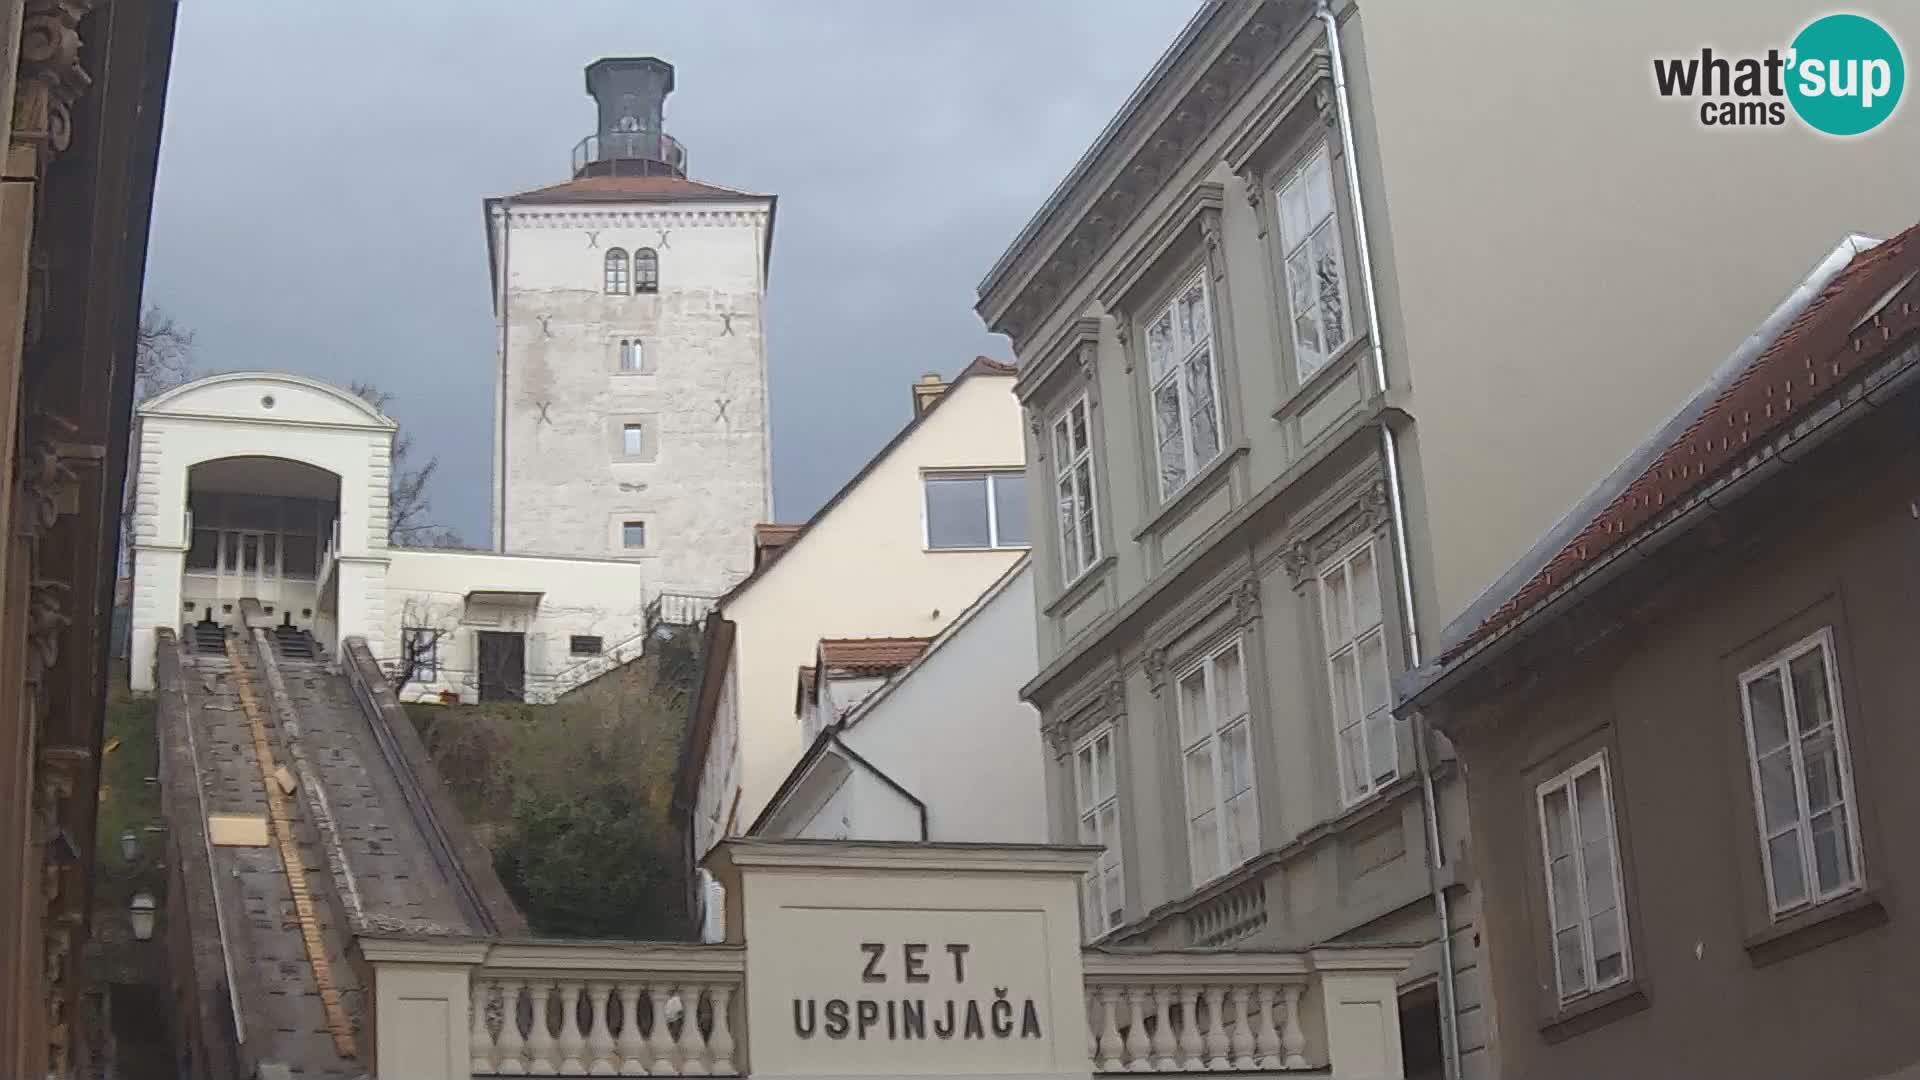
[572, 56, 688, 179]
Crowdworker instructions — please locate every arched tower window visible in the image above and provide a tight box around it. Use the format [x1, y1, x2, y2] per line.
[634, 247, 659, 294]
[619, 338, 643, 372]
[604, 249, 629, 295]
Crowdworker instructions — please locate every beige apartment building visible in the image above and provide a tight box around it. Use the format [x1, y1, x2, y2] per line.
[975, 2, 1917, 1079]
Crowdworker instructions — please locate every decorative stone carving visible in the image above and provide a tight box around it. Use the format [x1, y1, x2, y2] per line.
[1200, 214, 1226, 283]
[1233, 579, 1262, 626]
[1314, 83, 1337, 129]
[26, 578, 69, 689]
[1044, 720, 1073, 761]
[14, 0, 96, 163]
[1075, 342, 1096, 381]
[20, 434, 76, 538]
[1358, 479, 1391, 528]
[1143, 648, 1169, 693]
[1102, 678, 1128, 720]
[1243, 177, 1267, 239]
[1281, 539, 1316, 587]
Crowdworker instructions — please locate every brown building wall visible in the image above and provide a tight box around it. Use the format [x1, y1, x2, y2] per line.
[1452, 413, 1920, 1080]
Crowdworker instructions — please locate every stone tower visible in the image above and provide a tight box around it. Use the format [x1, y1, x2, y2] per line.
[485, 57, 774, 611]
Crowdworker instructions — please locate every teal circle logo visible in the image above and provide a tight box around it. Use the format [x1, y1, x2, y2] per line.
[1787, 14, 1904, 135]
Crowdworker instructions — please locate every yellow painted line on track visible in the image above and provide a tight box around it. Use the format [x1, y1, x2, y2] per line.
[225, 638, 358, 1060]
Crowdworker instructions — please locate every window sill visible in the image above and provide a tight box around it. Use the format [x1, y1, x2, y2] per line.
[1272, 334, 1369, 423]
[923, 545, 1031, 555]
[1744, 887, 1885, 968]
[1538, 979, 1649, 1045]
[1132, 443, 1248, 543]
[1044, 555, 1116, 617]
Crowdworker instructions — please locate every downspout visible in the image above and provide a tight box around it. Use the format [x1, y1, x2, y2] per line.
[1316, 3, 1462, 1078]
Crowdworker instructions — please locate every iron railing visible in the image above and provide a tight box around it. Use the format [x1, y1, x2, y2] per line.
[572, 130, 688, 178]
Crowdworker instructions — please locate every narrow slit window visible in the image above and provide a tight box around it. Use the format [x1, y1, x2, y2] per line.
[623, 423, 644, 457]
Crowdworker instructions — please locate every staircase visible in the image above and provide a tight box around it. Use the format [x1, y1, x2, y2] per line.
[189, 621, 227, 656]
[271, 624, 321, 661]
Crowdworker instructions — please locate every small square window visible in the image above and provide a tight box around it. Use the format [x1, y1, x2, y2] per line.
[622, 521, 646, 549]
[570, 635, 604, 657]
[923, 471, 1028, 550]
[623, 423, 644, 457]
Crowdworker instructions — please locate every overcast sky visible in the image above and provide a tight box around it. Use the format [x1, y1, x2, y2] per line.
[143, 2, 1197, 541]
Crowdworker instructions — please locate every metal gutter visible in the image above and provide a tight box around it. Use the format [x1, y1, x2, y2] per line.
[1315, 2, 1457, 1075]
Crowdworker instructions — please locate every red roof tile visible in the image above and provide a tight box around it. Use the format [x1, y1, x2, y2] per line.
[1442, 224, 1920, 664]
[817, 637, 933, 674]
[506, 174, 764, 205]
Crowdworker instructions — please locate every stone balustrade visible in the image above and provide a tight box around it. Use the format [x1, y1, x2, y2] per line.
[1082, 947, 1405, 1075]
[468, 941, 743, 1076]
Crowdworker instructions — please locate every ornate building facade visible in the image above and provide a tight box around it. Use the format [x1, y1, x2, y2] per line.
[0, 1, 178, 1076]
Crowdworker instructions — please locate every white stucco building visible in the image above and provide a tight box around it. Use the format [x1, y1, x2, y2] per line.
[677, 359, 1032, 915]
[752, 558, 1047, 845]
[126, 371, 648, 701]
[485, 56, 774, 609]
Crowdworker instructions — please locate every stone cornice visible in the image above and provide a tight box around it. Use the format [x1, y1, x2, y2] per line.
[1222, 50, 1334, 174]
[977, 0, 1303, 347]
[709, 838, 1100, 877]
[1094, 180, 1225, 315]
[497, 206, 770, 230]
[1016, 315, 1103, 407]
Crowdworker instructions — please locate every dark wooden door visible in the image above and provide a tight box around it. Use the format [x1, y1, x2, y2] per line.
[476, 631, 525, 702]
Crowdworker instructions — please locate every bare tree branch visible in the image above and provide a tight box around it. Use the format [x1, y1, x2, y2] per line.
[349, 379, 466, 548]
[135, 307, 194, 399]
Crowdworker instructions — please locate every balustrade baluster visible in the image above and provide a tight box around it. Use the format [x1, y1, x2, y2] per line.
[1096, 987, 1124, 1072]
[558, 980, 588, 1074]
[1123, 988, 1151, 1072]
[1280, 985, 1307, 1069]
[649, 985, 678, 1074]
[677, 986, 711, 1075]
[1151, 985, 1178, 1070]
[527, 981, 559, 1075]
[1178, 986, 1205, 1070]
[586, 982, 616, 1075]
[1203, 986, 1230, 1070]
[1253, 986, 1280, 1069]
[709, 984, 737, 1075]
[473, 979, 499, 1074]
[1229, 986, 1255, 1069]
[497, 979, 529, 1076]
[615, 983, 647, 1075]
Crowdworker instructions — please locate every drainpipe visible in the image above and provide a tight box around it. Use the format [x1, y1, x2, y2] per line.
[1315, 3, 1462, 1078]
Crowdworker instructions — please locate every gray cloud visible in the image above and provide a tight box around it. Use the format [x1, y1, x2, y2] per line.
[145, 1, 1197, 539]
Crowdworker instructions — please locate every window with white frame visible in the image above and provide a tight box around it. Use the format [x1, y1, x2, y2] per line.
[622, 423, 644, 457]
[1145, 270, 1223, 498]
[1536, 752, 1630, 1003]
[1176, 638, 1256, 885]
[1051, 394, 1100, 582]
[1073, 725, 1124, 936]
[1320, 539, 1395, 804]
[923, 471, 1028, 550]
[1275, 144, 1352, 381]
[1738, 629, 1863, 917]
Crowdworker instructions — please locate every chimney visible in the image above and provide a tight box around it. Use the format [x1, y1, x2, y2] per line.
[577, 57, 688, 179]
[911, 372, 949, 416]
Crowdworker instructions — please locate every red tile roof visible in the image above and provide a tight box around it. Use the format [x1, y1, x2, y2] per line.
[1442, 224, 1920, 664]
[817, 637, 934, 674]
[506, 174, 765, 205]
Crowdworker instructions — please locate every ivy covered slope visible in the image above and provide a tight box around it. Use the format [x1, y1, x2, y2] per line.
[408, 627, 699, 940]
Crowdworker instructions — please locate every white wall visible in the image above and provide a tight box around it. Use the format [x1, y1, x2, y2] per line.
[382, 547, 647, 704]
[128, 372, 395, 689]
[815, 562, 1045, 844]
[699, 372, 1027, 850]
[492, 195, 773, 607]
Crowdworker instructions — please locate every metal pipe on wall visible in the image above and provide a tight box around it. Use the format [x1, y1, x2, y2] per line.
[1315, 2, 1461, 1077]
